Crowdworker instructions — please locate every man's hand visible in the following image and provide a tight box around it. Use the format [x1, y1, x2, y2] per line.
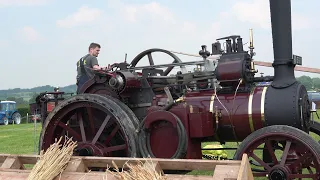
[100, 67, 107, 71]
[92, 65, 107, 71]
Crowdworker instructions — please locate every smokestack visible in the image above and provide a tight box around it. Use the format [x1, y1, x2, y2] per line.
[269, 0, 296, 88]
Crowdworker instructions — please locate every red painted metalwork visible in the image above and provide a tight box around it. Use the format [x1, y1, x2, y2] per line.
[142, 86, 268, 159]
[46, 102, 55, 112]
[216, 60, 244, 81]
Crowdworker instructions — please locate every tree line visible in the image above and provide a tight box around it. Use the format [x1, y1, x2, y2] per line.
[296, 76, 320, 91]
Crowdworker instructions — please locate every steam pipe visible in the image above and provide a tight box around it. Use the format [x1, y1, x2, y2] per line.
[269, 0, 296, 88]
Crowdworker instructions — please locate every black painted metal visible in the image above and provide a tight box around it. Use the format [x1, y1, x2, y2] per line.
[265, 83, 310, 131]
[269, 0, 296, 88]
[264, 0, 311, 132]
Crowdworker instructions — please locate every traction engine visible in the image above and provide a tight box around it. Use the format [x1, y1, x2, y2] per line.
[37, 0, 320, 179]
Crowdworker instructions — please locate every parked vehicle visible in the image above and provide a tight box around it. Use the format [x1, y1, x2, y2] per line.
[308, 91, 320, 109]
[30, 114, 41, 122]
[0, 101, 21, 125]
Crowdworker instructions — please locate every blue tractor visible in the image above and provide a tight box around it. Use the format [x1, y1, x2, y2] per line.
[0, 101, 21, 125]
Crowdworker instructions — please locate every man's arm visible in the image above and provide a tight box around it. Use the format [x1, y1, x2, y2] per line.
[91, 56, 106, 70]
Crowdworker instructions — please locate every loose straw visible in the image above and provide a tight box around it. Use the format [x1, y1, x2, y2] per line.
[27, 136, 78, 180]
[106, 158, 167, 180]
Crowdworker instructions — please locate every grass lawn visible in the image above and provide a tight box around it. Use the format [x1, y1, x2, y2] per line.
[0, 122, 42, 155]
[0, 110, 320, 179]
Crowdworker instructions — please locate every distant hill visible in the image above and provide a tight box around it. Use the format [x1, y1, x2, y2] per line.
[0, 84, 77, 102]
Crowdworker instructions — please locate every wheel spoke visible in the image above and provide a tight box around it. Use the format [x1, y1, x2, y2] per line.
[104, 125, 120, 145]
[251, 153, 272, 171]
[57, 121, 82, 141]
[280, 140, 292, 166]
[103, 144, 127, 153]
[86, 107, 95, 136]
[92, 115, 111, 144]
[307, 166, 314, 174]
[77, 112, 86, 142]
[163, 59, 175, 76]
[147, 53, 154, 65]
[265, 139, 278, 165]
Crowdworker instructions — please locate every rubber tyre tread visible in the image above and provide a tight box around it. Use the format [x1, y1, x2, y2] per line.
[39, 93, 138, 157]
[84, 84, 120, 99]
[233, 125, 320, 176]
[101, 95, 140, 129]
[3, 117, 8, 125]
[12, 112, 21, 124]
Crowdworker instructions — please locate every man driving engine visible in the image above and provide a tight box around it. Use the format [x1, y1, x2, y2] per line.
[76, 42, 106, 93]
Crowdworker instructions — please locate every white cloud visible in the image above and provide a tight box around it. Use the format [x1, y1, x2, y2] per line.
[19, 26, 44, 42]
[231, 0, 313, 31]
[292, 14, 313, 30]
[231, 0, 271, 29]
[119, 2, 175, 24]
[0, 41, 6, 47]
[56, 6, 103, 28]
[0, 0, 49, 7]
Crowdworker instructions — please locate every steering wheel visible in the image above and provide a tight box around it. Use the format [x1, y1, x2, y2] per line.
[130, 48, 184, 76]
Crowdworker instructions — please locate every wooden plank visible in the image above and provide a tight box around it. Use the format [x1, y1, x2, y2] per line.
[65, 158, 88, 172]
[165, 174, 215, 180]
[0, 154, 38, 165]
[1, 156, 24, 169]
[0, 154, 241, 171]
[0, 169, 226, 180]
[143, 160, 164, 175]
[80, 157, 240, 171]
[212, 165, 239, 180]
[0, 169, 111, 180]
[237, 154, 254, 180]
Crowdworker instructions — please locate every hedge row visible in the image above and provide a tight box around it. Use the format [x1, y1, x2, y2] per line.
[17, 107, 31, 124]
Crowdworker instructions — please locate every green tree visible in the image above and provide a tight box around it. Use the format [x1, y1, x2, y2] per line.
[6, 96, 16, 101]
[297, 75, 313, 90]
[6, 96, 27, 106]
[312, 77, 320, 91]
[29, 93, 39, 104]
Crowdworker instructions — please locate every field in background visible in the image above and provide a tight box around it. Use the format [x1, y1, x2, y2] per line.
[0, 123, 42, 155]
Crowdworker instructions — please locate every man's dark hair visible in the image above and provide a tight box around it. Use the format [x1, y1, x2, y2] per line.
[88, 42, 101, 50]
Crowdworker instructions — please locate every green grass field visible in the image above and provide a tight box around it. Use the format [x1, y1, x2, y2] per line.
[0, 111, 320, 179]
[0, 123, 42, 155]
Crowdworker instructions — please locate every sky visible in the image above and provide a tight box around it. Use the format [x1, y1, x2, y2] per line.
[0, 0, 319, 90]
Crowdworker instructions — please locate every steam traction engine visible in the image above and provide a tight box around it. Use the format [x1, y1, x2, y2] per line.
[38, 0, 320, 179]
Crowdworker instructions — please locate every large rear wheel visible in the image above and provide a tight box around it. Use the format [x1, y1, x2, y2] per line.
[39, 94, 139, 158]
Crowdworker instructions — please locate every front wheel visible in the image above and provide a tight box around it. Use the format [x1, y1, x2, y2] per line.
[234, 125, 320, 180]
[3, 117, 8, 125]
[12, 112, 21, 124]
